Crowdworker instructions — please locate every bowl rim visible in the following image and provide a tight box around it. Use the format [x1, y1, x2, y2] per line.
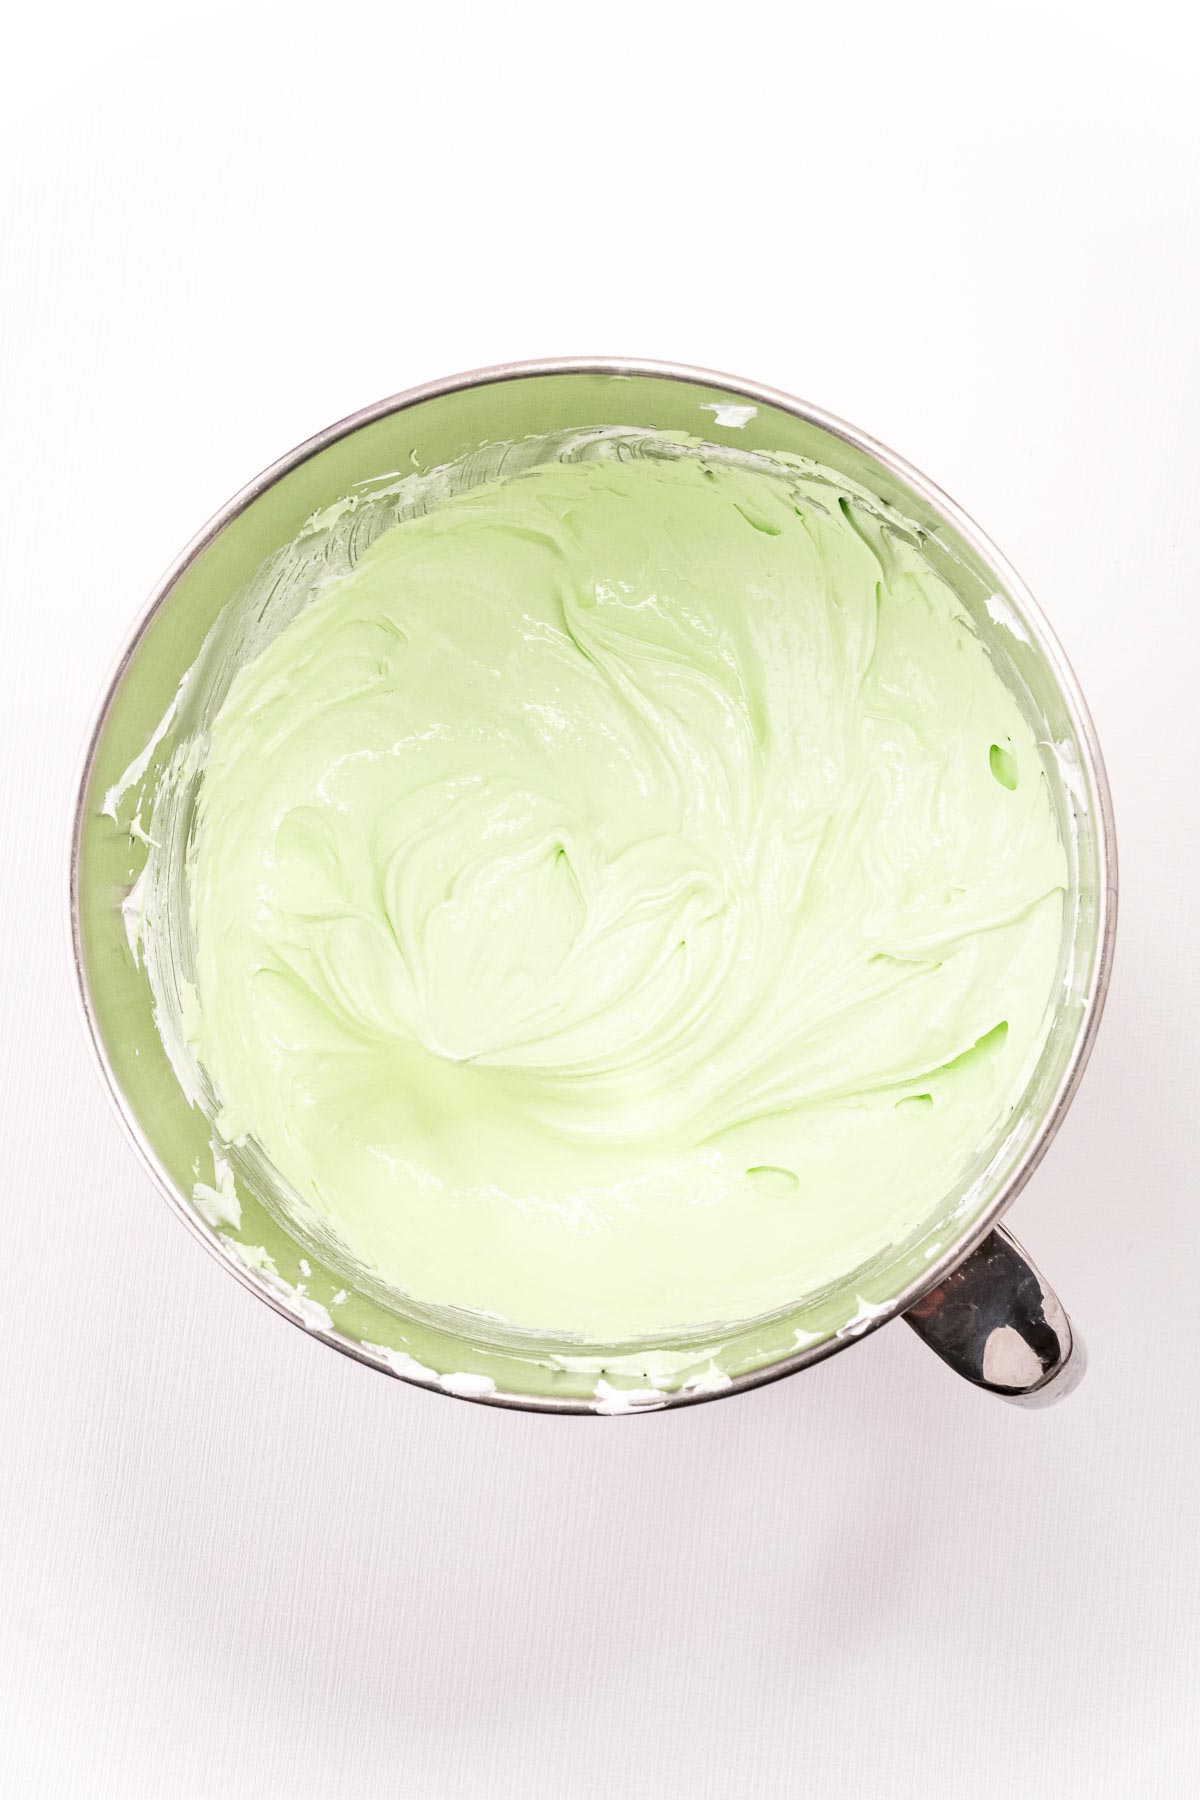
[66, 355, 1119, 1415]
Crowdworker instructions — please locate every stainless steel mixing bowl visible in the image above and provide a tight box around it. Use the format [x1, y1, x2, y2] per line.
[69, 360, 1116, 1413]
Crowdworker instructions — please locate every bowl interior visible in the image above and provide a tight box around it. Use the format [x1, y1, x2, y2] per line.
[73, 365, 1110, 1411]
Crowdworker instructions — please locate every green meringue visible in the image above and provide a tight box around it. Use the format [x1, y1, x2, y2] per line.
[187, 449, 1065, 1340]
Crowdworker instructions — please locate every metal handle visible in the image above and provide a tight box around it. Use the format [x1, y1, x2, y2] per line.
[904, 1223, 1085, 1405]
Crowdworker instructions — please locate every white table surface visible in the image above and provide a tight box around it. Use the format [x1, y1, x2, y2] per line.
[3, 3, 1198, 1794]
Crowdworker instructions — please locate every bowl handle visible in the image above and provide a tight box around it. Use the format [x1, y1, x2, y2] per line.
[903, 1223, 1085, 1405]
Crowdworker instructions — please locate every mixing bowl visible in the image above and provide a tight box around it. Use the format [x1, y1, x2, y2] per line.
[69, 360, 1116, 1413]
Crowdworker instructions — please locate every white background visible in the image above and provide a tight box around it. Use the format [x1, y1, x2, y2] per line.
[2, 2, 1197, 1795]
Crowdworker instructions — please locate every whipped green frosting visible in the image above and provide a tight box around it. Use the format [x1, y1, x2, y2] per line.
[188, 449, 1065, 1341]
